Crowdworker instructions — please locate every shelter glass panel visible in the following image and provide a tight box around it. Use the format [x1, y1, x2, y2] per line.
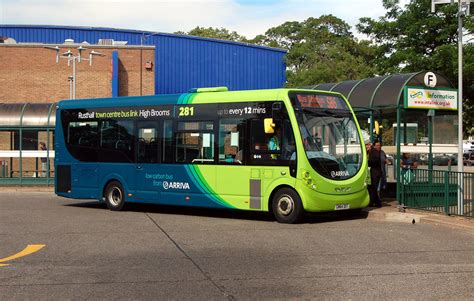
[13, 130, 38, 150]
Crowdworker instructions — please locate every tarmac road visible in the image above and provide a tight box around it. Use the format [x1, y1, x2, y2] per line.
[1, 192, 473, 300]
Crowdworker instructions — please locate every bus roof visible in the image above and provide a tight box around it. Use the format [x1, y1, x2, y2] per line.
[57, 88, 345, 109]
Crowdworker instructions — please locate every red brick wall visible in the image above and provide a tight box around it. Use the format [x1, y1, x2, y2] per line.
[0, 44, 155, 103]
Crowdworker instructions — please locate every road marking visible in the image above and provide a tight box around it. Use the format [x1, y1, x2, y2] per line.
[0, 244, 45, 267]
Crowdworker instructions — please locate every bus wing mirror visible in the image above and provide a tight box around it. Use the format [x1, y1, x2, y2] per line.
[374, 120, 380, 135]
[264, 118, 275, 134]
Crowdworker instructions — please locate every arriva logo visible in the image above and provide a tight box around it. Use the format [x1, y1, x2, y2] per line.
[331, 170, 349, 178]
[335, 187, 352, 193]
[409, 91, 423, 99]
[163, 181, 191, 190]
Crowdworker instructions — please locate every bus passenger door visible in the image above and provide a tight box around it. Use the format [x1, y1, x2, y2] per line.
[135, 121, 160, 202]
[215, 118, 252, 210]
[169, 120, 217, 207]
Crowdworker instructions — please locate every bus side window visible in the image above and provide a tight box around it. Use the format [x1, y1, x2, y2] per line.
[99, 120, 135, 163]
[175, 121, 214, 164]
[66, 121, 99, 162]
[218, 119, 245, 164]
[68, 121, 98, 147]
[137, 122, 158, 163]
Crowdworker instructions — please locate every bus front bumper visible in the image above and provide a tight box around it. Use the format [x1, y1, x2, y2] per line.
[297, 183, 370, 212]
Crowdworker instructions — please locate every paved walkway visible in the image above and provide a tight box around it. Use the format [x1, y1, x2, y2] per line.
[1, 186, 54, 192]
[366, 199, 474, 233]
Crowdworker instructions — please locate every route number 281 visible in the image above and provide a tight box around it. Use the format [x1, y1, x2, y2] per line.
[178, 106, 194, 117]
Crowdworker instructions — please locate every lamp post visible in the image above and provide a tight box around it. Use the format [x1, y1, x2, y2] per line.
[68, 76, 73, 100]
[432, 0, 471, 215]
[45, 45, 104, 99]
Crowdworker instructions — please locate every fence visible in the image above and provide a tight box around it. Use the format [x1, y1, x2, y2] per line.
[399, 168, 474, 217]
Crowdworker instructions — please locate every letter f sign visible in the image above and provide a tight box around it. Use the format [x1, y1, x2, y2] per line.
[424, 72, 437, 88]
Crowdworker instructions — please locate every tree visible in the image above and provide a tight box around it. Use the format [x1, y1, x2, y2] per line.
[252, 15, 378, 87]
[175, 27, 249, 43]
[357, 0, 474, 136]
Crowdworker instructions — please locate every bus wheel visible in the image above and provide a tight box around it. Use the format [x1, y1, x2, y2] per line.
[104, 181, 126, 211]
[272, 188, 304, 224]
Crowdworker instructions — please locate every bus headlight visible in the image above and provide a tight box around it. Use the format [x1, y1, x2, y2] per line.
[302, 170, 316, 190]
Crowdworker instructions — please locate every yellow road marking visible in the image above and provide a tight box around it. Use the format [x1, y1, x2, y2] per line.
[0, 244, 45, 266]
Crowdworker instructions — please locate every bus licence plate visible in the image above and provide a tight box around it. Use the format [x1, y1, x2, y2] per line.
[335, 203, 350, 210]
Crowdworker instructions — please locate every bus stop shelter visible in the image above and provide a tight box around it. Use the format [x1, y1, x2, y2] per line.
[0, 103, 56, 185]
[307, 71, 461, 188]
[308, 72, 474, 217]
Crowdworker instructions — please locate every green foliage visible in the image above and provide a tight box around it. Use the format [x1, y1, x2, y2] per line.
[174, 4, 473, 135]
[251, 15, 378, 87]
[357, 0, 474, 136]
[175, 27, 249, 43]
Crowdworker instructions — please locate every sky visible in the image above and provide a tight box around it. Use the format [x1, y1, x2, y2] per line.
[0, 0, 407, 39]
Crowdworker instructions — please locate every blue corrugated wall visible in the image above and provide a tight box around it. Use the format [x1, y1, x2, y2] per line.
[0, 25, 286, 94]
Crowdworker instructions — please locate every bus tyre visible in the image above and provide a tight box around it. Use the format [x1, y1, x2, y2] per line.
[104, 181, 126, 211]
[272, 188, 305, 224]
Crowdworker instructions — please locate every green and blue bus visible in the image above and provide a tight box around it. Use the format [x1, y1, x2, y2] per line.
[55, 87, 369, 223]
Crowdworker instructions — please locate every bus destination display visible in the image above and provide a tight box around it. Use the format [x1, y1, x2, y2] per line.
[295, 94, 347, 110]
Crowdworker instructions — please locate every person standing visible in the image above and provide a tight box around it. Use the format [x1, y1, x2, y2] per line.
[400, 153, 418, 169]
[39, 142, 48, 177]
[368, 140, 383, 207]
[400, 153, 417, 184]
[365, 139, 372, 153]
[364, 137, 372, 194]
[378, 142, 388, 199]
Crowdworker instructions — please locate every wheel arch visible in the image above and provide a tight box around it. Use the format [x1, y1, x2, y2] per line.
[267, 184, 299, 214]
[102, 179, 120, 198]
[100, 173, 128, 199]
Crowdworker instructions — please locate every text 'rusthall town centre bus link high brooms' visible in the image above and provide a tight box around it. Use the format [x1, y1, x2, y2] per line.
[54, 87, 369, 223]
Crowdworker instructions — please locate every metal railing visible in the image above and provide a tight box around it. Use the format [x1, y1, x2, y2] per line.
[399, 168, 474, 217]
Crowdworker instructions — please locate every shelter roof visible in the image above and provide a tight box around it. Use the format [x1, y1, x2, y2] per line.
[307, 72, 454, 109]
[0, 103, 56, 128]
